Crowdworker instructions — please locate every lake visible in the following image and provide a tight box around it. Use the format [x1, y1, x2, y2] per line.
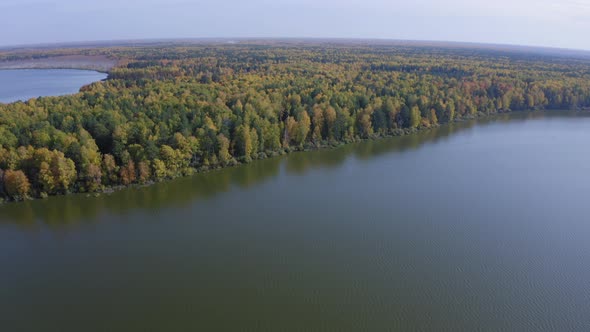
[1, 112, 590, 331]
[0, 69, 107, 103]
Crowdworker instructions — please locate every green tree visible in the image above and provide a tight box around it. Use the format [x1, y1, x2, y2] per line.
[409, 106, 422, 128]
[234, 125, 253, 159]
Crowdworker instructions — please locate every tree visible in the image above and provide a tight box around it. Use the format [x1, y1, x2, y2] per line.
[0, 127, 18, 149]
[119, 160, 136, 185]
[217, 134, 231, 164]
[50, 152, 77, 193]
[85, 164, 102, 192]
[38, 161, 55, 194]
[152, 159, 167, 180]
[372, 108, 388, 134]
[250, 128, 259, 156]
[294, 112, 311, 146]
[0, 169, 5, 197]
[4, 170, 30, 200]
[445, 100, 456, 121]
[324, 106, 337, 139]
[357, 107, 373, 138]
[429, 109, 438, 126]
[159, 145, 180, 176]
[311, 104, 325, 142]
[137, 161, 151, 183]
[284, 117, 297, 148]
[234, 125, 253, 159]
[102, 154, 118, 184]
[262, 122, 281, 151]
[409, 106, 422, 128]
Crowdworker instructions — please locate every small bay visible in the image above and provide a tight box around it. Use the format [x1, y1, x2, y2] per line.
[0, 69, 107, 103]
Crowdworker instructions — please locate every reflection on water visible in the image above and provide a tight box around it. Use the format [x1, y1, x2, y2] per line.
[0, 111, 580, 227]
[2, 110, 590, 332]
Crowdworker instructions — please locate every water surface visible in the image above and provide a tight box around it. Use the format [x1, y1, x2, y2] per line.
[0, 69, 106, 103]
[1, 112, 590, 331]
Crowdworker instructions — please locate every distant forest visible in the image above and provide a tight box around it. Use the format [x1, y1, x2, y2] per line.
[2, 43, 590, 201]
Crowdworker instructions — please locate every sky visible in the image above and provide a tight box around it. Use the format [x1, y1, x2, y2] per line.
[1, 0, 590, 50]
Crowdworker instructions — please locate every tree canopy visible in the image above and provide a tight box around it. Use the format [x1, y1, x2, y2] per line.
[2, 43, 590, 201]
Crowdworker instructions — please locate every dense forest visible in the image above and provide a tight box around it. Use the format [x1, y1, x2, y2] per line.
[2, 42, 590, 201]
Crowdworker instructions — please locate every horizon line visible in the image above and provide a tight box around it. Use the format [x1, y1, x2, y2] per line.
[2, 37, 590, 54]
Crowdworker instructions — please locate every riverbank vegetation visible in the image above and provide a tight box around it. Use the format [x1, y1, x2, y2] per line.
[2, 42, 590, 201]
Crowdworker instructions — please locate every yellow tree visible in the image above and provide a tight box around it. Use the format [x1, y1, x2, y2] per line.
[410, 106, 422, 128]
[217, 134, 231, 164]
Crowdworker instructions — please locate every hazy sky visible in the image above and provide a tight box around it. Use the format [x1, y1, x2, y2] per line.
[1, 0, 589, 50]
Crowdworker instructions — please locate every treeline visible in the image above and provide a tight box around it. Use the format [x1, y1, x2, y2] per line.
[2, 44, 590, 201]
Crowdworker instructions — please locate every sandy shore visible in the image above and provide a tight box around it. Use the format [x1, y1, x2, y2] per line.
[0, 55, 117, 72]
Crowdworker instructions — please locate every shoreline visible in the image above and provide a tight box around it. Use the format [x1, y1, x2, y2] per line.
[2, 109, 588, 205]
[0, 69, 109, 104]
[0, 109, 545, 205]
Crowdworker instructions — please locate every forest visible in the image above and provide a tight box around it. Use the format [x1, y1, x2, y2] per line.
[1, 42, 590, 201]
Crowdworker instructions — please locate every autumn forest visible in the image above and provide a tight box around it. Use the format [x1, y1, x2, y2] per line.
[1, 42, 590, 201]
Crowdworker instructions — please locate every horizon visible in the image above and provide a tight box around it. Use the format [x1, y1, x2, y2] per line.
[1, 0, 589, 51]
[2, 37, 590, 54]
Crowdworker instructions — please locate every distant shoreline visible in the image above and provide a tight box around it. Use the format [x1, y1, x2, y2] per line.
[0, 55, 117, 73]
[1, 38, 589, 58]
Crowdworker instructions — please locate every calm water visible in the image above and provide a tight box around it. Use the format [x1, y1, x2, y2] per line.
[0, 69, 107, 103]
[1, 112, 590, 331]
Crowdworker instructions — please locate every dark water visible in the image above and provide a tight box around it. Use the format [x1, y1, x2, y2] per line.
[1, 112, 590, 331]
[0, 69, 107, 103]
